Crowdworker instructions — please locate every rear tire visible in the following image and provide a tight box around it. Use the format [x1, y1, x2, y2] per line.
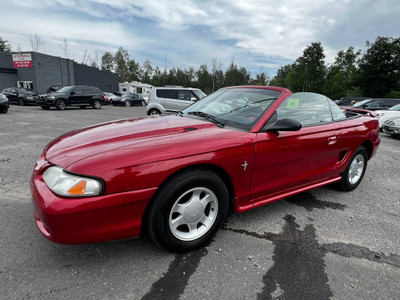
[92, 100, 101, 109]
[19, 98, 25, 106]
[0, 107, 8, 113]
[336, 146, 368, 191]
[124, 100, 131, 107]
[144, 169, 229, 252]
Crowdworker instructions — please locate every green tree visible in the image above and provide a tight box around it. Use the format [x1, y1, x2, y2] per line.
[285, 42, 326, 93]
[0, 37, 11, 52]
[141, 60, 154, 83]
[151, 67, 165, 86]
[114, 47, 130, 82]
[251, 72, 269, 86]
[325, 47, 361, 99]
[357, 36, 400, 97]
[196, 65, 212, 93]
[101, 51, 114, 71]
[128, 59, 141, 82]
[224, 62, 251, 86]
[270, 64, 293, 87]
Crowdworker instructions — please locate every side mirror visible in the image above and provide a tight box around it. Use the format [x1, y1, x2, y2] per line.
[190, 97, 197, 102]
[70, 91, 76, 96]
[263, 118, 302, 132]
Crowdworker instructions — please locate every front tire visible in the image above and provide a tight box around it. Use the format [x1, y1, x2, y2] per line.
[55, 100, 66, 110]
[148, 108, 161, 116]
[19, 98, 25, 106]
[41, 106, 50, 110]
[145, 169, 229, 252]
[124, 100, 131, 107]
[336, 146, 368, 191]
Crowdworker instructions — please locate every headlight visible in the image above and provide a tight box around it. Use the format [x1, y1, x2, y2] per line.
[26, 96, 33, 100]
[376, 113, 384, 118]
[43, 166, 103, 197]
[47, 95, 55, 100]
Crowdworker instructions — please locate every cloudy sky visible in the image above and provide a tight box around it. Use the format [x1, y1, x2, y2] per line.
[1, 0, 399, 77]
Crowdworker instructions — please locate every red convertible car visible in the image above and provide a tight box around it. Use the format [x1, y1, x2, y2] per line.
[31, 86, 380, 252]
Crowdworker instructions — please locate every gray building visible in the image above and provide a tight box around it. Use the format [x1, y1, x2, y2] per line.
[0, 52, 119, 93]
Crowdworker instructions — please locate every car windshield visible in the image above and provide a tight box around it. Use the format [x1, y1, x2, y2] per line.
[192, 89, 207, 99]
[389, 104, 400, 111]
[17, 88, 34, 95]
[183, 88, 281, 131]
[56, 86, 75, 93]
[352, 99, 371, 107]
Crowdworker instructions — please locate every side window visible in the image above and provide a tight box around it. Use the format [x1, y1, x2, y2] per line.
[73, 87, 84, 95]
[84, 87, 98, 94]
[384, 99, 400, 107]
[364, 100, 381, 108]
[157, 89, 178, 99]
[178, 90, 192, 101]
[276, 92, 333, 126]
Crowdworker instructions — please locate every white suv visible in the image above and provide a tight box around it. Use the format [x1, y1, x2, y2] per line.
[146, 87, 206, 115]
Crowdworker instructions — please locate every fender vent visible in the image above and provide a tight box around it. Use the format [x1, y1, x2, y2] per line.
[184, 127, 197, 132]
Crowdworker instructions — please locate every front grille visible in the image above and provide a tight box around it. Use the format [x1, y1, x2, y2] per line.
[384, 120, 395, 126]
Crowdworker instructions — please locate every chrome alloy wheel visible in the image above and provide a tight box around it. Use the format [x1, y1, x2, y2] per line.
[348, 154, 365, 185]
[169, 187, 218, 241]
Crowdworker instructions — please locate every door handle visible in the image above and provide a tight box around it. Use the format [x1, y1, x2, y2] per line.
[328, 136, 337, 145]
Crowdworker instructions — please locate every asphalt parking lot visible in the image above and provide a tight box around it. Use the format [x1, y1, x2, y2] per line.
[1, 104, 399, 299]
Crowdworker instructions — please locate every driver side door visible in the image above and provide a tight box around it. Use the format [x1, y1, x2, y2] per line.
[250, 93, 341, 206]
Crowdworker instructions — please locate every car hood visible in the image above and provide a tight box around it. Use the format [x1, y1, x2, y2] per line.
[44, 115, 251, 170]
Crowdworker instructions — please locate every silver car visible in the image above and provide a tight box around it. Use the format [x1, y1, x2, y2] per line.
[146, 87, 206, 115]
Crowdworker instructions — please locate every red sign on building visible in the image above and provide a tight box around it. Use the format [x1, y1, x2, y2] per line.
[12, 53, 33, 68]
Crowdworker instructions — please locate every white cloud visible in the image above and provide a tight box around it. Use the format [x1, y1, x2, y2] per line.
[1, 0, 399, 76]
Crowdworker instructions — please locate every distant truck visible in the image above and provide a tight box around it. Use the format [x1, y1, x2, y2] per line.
[119, 81, 153, 102]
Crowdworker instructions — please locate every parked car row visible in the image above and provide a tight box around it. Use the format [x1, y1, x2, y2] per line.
[1, 86, 145, 110]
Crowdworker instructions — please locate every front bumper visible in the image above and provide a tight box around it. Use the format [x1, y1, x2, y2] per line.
[383, 124, 400, 136]
[36, 98, 55, 106]
[30, 161, 157, 244]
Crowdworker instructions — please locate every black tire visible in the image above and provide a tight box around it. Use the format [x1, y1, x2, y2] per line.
[80, 106, 86, 109]
[19, 98, 25, 106]
[0, 107, 8, 113]
[336, 146, 368, 191]
[92, 100, 101, 109]
[124, 100, 131, 107]
[148, 109, 161, 116]
[55, 100, 66, 110]
[41, 106, 50, 110]
[141, 100, 146, 106]
[144, 169, 229, 252]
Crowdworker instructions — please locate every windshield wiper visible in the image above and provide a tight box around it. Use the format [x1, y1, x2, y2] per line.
[188, 111, 226, 127]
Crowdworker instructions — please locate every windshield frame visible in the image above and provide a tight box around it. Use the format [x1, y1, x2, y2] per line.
[182, 87, 283, 131]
